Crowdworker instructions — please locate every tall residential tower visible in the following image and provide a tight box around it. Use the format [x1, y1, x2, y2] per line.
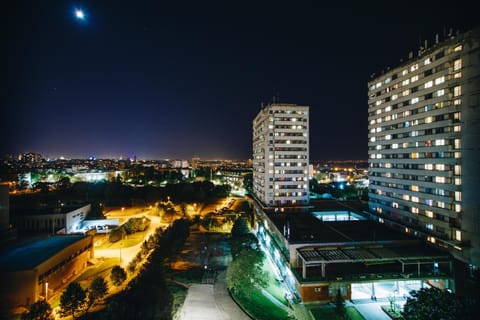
[253, 103, 309, 209]
[367, 28, 480, 267]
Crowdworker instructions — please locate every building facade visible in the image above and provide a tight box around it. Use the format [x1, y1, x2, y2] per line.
[367, 28, 480, 267]
[252, 103, 310, 209]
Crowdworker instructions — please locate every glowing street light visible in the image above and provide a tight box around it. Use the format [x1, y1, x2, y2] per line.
[75, 9, 85, 20]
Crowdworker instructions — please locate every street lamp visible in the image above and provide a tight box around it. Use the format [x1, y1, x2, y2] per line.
[45, 282, 48, 301]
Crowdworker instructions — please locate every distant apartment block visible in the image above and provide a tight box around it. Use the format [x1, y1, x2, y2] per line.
[367, 28, 480, 267]
[253, 103, 309, 209]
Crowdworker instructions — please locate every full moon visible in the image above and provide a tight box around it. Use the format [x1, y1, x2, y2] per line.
[75, 9, 85, 20]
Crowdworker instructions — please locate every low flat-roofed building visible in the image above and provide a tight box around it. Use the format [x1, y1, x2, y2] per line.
[12, 203, 91, 234]
[252, 200, 454, 303]
[0, 234, 94, 313]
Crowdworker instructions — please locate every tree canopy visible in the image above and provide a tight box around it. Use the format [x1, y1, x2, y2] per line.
[402, 287, 473, 320]
[110, 266, 127, 286]
[60, 282, 86, 319]
[21, 300, 53, 320]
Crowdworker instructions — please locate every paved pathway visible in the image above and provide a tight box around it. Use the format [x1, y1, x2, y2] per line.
[349, 299, 391, 320]
[179, 271, 250, 320]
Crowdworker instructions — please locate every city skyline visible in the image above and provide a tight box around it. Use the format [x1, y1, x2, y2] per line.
[4, 1, 478, 160]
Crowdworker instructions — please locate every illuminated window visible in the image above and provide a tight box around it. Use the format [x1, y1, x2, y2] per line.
[455, 177, 462, 185]
[376, 127, 382, 133]
[411, 97, 419, 104]
[403, 110, 411, 117]
[426, 223, 433, 230]
[411, 152, 419, 159]
[425, 164, 433, 170]
[435, 76, 445, 85]
[411, 75, 419, 82]
[392, 143, 398, 149]
[403, 195, 410, 201]
[370, 136, 376, 142]
[385, 77, 391, 84]
[455, 230, 462, 241]
[454, 165, 461, 175]
[376, 100, 382, 106]
[454, 99, 461, 105]
[454, 72, 462, 79]
[454, 139, 461, 149]
[428, 236, 436, 244]
[412, 207, 419, 214]
[424, 80, 433, 88]
[376, 82, 382, 88]
[385, 134, 391, 140]
[426, 210, 434, 218]
[376, 109, 382, 114]
[435, 139, 445, 146]
[411, 185, 419, 192]
[436, 89, 445, 97]
[385, 163, 392, 168]
[402, 69, 408, 76]
[455, 204, 461, 213]
[435, 176, 445, 183]
[410, 64, 418, 72]
[454, 125, 461, 132]
[385, 106, 392, 112]
[392, 94, 398, 100]
[454, 59, 462, 71]
[402, 79, 410, 86]
[436, 164, 445, 171]
[412, 196, 419, 203]
[376, 145, 382, 150]
[454, 45, 462, 52]
[376, 118, 382, 123]
[424, 57, 432, 65]
[454, 86, 461, 97]
[455, 191, 462, 201]
[425, 116, 433, 123]
[392, 202, 399, 208]
[376, 154, 382, 159]
[438, 201, 445, 208]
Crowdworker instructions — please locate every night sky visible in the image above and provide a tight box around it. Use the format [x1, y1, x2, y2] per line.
[4, 1, 478, 160]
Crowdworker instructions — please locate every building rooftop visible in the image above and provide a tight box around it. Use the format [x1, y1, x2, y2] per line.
[268, 211, 415, 244]
[12, 203, 89, 216]
[0, 235, 86, 271]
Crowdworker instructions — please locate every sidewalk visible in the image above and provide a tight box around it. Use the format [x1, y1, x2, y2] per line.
[213, 271, 251, 319]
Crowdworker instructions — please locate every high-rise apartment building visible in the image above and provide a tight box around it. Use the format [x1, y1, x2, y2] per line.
[367, 28, 480, 267]
[252, 103, 309, 209]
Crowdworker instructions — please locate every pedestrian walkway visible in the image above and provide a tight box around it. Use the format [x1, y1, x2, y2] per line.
[178, 270, 250, 320]
[348, 299, 391, 320]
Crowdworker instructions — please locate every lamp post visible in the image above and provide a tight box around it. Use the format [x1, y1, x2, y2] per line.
[45, 282, 48, 301]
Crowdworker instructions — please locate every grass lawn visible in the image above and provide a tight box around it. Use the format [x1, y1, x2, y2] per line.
[310, 306, 366, 320]
[76, 257, 120, 281]
[95, 230, 148, 249]
[167, 283, 187, 319]
[262, 257, 289, 306]
[231, 287, 291, 320]
[168, 268, 205, 284]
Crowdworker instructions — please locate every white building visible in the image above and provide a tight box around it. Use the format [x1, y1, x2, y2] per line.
[253, 103, 309, 209]
[367, 27, 480, 267]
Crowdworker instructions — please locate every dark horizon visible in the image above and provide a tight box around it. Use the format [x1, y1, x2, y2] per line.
[4, 1, 478, 160]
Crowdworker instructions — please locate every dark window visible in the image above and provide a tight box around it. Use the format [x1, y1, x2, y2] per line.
[425, 93, 433, 100]
[435, 51, 445, 60]
[392, 74, 398, 80]
[411, 86, 418, 93]
[424, 69, 433, 77]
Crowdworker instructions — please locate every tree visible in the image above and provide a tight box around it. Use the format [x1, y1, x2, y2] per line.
[88, 276, 108, 309]
[110, 265, 127, 286]
[60, 282, 86, 319]
[402, 287, 470, 320]
[334, 289, 346, 320]
[21, 300, 53, 320]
